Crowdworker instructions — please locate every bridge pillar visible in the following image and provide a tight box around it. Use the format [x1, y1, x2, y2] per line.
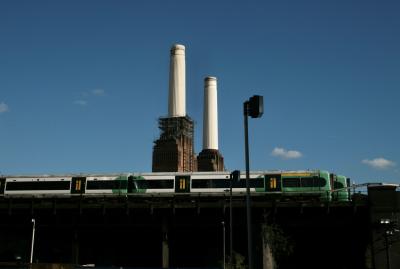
[261, 223, 275, 269]
[368, 185, 400, 269]
[72, 230, 79, 265]
[162, 218, 169, 268]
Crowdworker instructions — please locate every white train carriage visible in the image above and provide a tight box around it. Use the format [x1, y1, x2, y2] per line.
[190, 171, 265, 193]
[3, 176, 72, 197]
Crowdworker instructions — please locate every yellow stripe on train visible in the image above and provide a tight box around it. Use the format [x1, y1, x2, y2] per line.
[282, 173, 312, 177]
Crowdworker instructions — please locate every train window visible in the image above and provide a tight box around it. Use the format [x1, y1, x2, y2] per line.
[300, 178, 313, 187]
[249, 178, 264, 188]
[191, 179, 228, 188]
[178, 179, 186, 190]
[6, 181, 71, 191]
[232, 179, 246, 188]
[75, 180, 81, 191]
[269, 178, 277, 189]
[317, 177, 327, 187]
[175, 176, 190, 193]
[282, 178, 300, 188]
[191, 178, 263, 189]
[192, 180, 210, 188]
[120, 180, 127, 188]
[86, 180, 126, 190]
[133, 180, 174, 189]
[333, 181, 344, 189]
[149, 180, 173, 189]
[213, 180, 230, 188]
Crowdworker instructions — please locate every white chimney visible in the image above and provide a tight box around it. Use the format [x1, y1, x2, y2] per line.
[203, 77, 219, 150]
[168, 44, 186, 117]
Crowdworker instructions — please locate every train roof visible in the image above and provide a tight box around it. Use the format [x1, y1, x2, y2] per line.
[2, 173, 132, 178]
[2, 169, 327, 178]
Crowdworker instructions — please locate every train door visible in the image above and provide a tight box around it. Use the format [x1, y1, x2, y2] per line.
[330, 174, 337, 200]
[346, 177, 351, 199]
[0, 178, 5, 195]
[265, 174, 281, 192]
[127, 176, 134, 193]
[71, 177, 86, 194]
[175, 175, 190, 193]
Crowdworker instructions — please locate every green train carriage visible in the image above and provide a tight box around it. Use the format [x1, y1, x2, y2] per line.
[264, 170, 332, 201]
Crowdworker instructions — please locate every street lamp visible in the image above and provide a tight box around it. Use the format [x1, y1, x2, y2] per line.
[380, 218, 392, 269]
[30, 218, 36, 265]
[379, 218, 400, 269]
[243, 95, 263, 269]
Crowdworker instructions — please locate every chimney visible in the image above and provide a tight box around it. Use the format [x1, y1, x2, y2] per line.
[203, 77, 218, 150]
[168, 44, 186, 117]
[152, 44, 196, 172]
[197, 76, 224, 171]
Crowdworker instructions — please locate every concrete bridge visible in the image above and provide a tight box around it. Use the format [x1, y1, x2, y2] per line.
[0, 185, 399, 269]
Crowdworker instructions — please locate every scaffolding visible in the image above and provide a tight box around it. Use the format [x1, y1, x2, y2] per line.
[152, 116, 197, 172]
[158, 116, 194, 140]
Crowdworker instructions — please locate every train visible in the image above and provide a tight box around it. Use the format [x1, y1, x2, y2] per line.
[0, 170, 351, 201]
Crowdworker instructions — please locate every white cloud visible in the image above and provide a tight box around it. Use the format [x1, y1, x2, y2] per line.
[362, 158, 396, 170]
[0, 102, 9, 113]
[271, 147, 302, 159]
[92, 89, 105, 96]
[73, 100, 88, 106]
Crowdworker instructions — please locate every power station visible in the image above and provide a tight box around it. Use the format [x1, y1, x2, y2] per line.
[152, 44, 224, 172]
[1, 44, 399, 269]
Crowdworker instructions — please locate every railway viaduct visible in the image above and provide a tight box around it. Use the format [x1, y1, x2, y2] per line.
[0, 185, 399, 269]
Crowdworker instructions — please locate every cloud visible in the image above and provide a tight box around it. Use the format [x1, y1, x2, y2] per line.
[73, 89, 105, 106]
[73, 100, 88, 106]
[0, 102, 9, 113]
[91, 89, 105, 96]
[362, 158, 396, 170]
[271, 147, 302, 159]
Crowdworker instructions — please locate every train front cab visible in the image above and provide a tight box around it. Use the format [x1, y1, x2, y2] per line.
[279, 171, 331, 201]
[331, 174, 350, 201]
[318, 170, 331, 201]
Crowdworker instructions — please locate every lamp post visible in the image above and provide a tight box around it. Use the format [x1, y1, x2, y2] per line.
[229, 179, 233, 269]
[379, 218, 400, 269]
[222, 221, 226, 269]
[30, 218, 36, 265]
[229, 170, 240, 268]
[380, 218, 392, 269]
[243, 95, 263, 269]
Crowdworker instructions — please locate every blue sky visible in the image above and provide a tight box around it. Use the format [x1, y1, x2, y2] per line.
[1, 0, 399, 184]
